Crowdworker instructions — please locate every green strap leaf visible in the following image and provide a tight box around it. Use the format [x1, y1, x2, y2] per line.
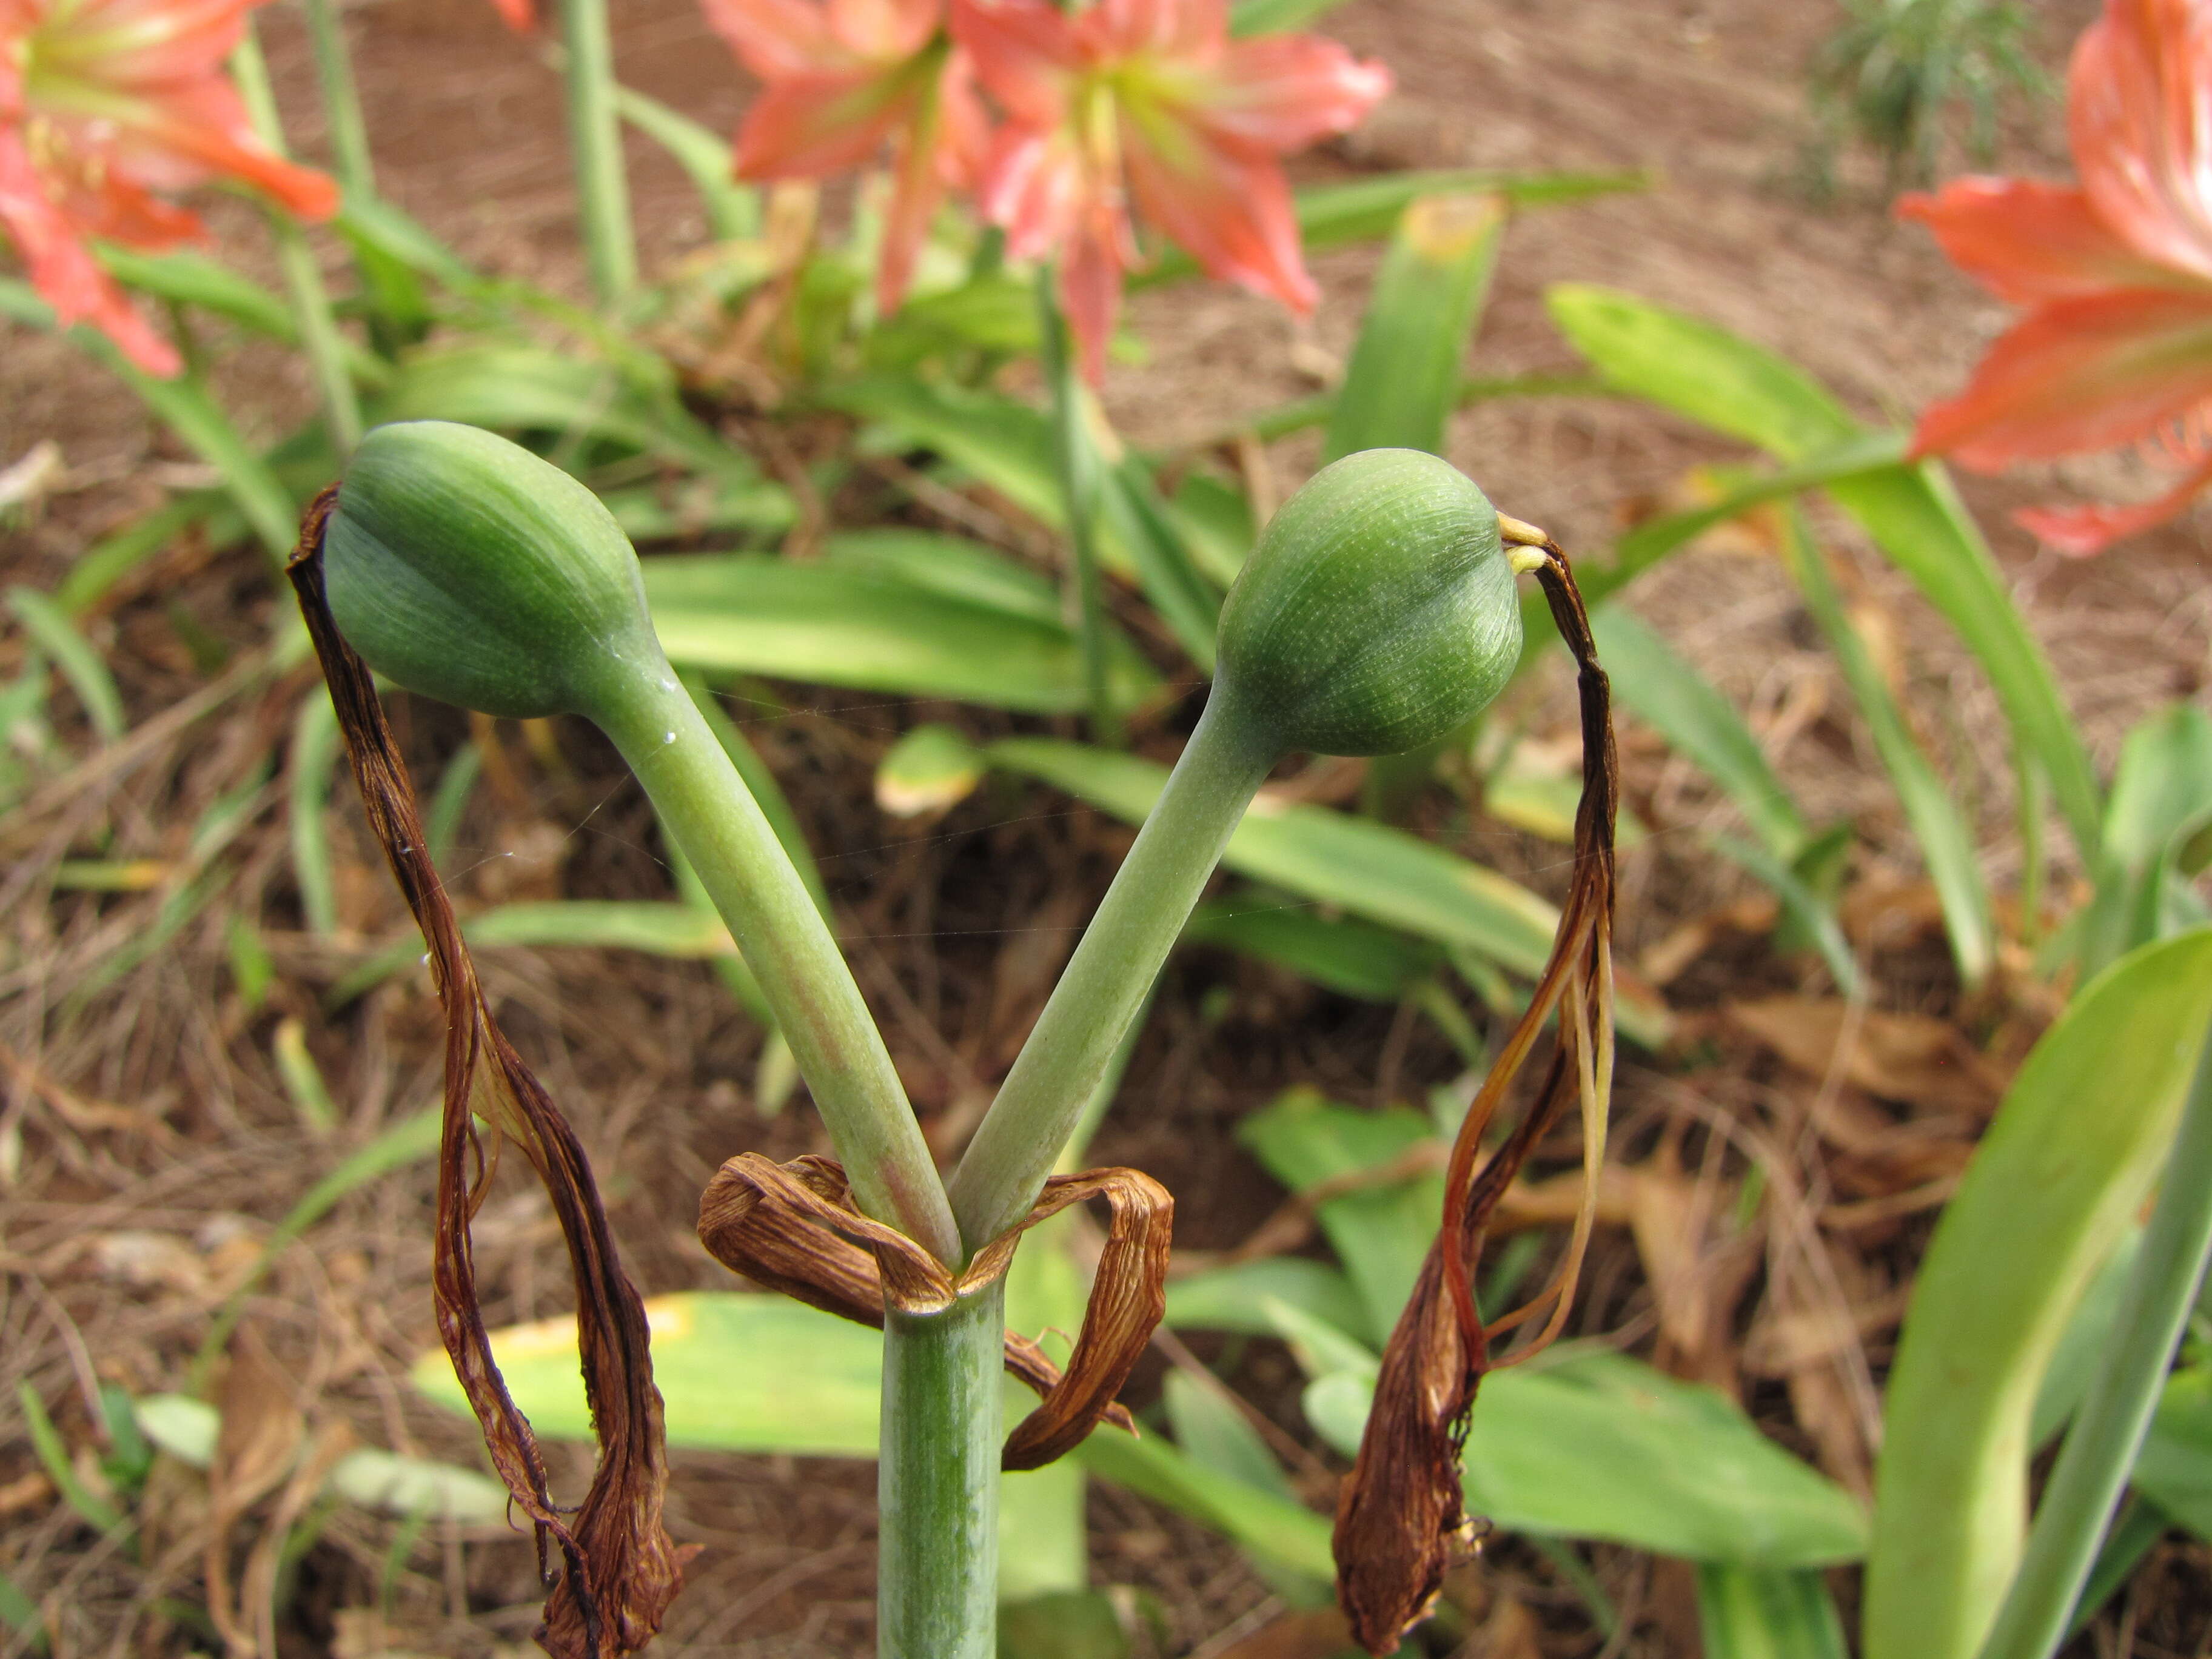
[1589, 606, 1809, 861]
[615, 84, 759, 242]
[985, 737, 1685, 1047]
[1324, 192, 1506, 462]
[1546, 283, 2100, 854]
[6, 586, 125, 741]
[1865, 928, 2212, 1659]
[1695, 1565, 1850, 1659]
[643, 553, 1160, 716]
[1777, 506, 1994, 986]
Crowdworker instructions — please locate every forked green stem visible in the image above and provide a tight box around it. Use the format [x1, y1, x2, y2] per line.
[879, 1282, 1004, 1659]
[558, 0, 637, 304]
[231, 25, 362, 455]
[948, 691, 1275, 1249]
[1037, 267, 1119, 746]
[1974, 1024, 2212, 1659]
[596, 676, 962, 1264]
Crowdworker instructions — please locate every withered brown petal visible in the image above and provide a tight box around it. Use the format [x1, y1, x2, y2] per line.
[289, 491, 685, 1659]
[1332, 541, 1618, 1657]
[697, 1153, 1171, 1466]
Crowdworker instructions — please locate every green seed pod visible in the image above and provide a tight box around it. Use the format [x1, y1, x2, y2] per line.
[323, 420, 664, 722]
[1215, 448, 1521, 757]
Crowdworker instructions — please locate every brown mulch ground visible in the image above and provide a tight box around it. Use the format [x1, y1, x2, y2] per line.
[4, 0, 2210, 1654]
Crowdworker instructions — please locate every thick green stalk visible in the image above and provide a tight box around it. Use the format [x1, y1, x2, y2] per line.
[1037, 267, 1119, 745]
[1974, 1026, 2212, 1659]
[232, 25, 363, 454]
[558, 0, 637, 304]
[948, 691, 1275, 1248]
[879, 1282, 1004, 1659]
[299, 0, 375, 199]
[597, 675, 961, 1264]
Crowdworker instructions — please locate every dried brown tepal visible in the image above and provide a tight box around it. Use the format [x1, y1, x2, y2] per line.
[1331, 538, 1619, 1656]
[288, 489, 686, 1659]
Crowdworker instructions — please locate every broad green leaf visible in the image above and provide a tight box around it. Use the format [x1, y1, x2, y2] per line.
[1163, 1373, 1294, 1502]
[0, 1567, 44, 1654]
[1163, 1371, 1331, 1608]
[1073, 1429, 1336, 1580]
[2029, 1228, 2142, 1448]
[879, 723, 987, 817]
[0, 278, 300, 561]
[999, 1592, 1130, 1659]
[1137, 169, 1649, 291]
[1707, 834, 1865, 999]
[6, 586, 124, 741]
[615, 85, 759, 241]
[643, 555, 1159, 716]
[1826, 464, 2102, 859]
[130, 1393, 509, 1521]
[1695, 1565, 1849, 1659]
[832, 375, 1062, 532]
[1099, 456, 1222, 670]
[1589, 608, 1808, 860]
[1324, 193, 1505, 462]
[1866, 929, 2212, 1659]
[2134, 1367, 2212, 1541]
[988, 738, 1557, 976]
[329, 900, 736, 1007]
[1237, 1090, 1440, 1346]
[868, 274, 1042, 365]
[420, 1288, 1338, 1580]
[835, 378, 1221, 660]
[1167, 470, 1254, 588]
[56, 492, 230, 616]
[288, 688, 341, 937]
[414, 1291, 884, 1455]
[1586, 431, 1906, 613]
[1779, 508, 1994, 984]
[1002, 1211, 1090, 1602]
[1547, 283, 1856, 459]
[986, 738, 1674, 1044]
[1183, 898, 1440, 1002]
[1228, 0, 1346, 31]
[1546, 284, 2100, 853]
[2080, 704, 2212, 973]
[825, 529, 1062, 623]
[374, 341, 774, 496]
[1303, 1353, 1869, 1567]
[1164, 1256, 1367, 1341]
[95, 244, 390, 386]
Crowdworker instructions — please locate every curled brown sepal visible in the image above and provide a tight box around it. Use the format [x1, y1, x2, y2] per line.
[697, 1151, 1171, 1470]
[1332, 529, 1619, 1657]
[287, 489, 686, 1659]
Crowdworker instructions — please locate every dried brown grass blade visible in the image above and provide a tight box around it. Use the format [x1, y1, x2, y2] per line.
[287, 491, 684, 1659]
[1331, 539, 1618, 1656]
[696, 1151, 1171, 1469]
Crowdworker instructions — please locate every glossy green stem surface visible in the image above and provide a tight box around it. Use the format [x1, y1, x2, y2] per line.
[948, 690, 1275, 1250]
[558, 0, 636, 303]
[230, 27, 362, 455]
[879, 1283, 1004, 1659]
[597, 676, 960, 1263]
[1976, 1026, 2212, 1659]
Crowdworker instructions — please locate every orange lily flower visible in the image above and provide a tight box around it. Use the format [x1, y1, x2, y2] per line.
[950, 0, 1389, 382]
[702, 0, 985, 314]
[0, 0, 340, 377]
[1902, 0, 2212, 554]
